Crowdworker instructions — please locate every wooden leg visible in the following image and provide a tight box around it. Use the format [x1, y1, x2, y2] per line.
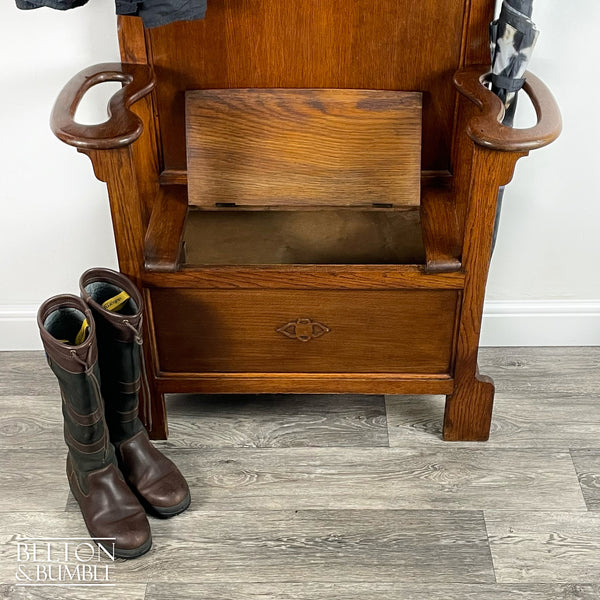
[439, 145, 523, 442]
[137, 288, 169, 440]
[146, 390, 168, 440]
[443, 368, 494, 441]
[138, 336, 169, 440]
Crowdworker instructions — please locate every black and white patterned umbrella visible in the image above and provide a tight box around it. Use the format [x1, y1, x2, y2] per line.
[490, 0, 539, 249]
[490, 0, 539, 127]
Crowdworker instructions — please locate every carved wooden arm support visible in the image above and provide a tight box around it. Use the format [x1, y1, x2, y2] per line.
[145, 186, 188, 272]
[454, 66, 562, 153]
[51, 63, 156, 150]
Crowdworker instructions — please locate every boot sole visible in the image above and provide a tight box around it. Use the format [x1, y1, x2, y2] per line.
[148, 491, 191, 518]
[96, 534, 152, 559]
[130, 486, 192, 519]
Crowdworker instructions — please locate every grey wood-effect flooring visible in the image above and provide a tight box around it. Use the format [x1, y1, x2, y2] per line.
[1, 347, 599, 599]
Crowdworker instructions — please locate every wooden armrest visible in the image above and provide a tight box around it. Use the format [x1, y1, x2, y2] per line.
[454, 66, 562, 152]
[145, 186, 189, 272]
[51, 63, 156, 150]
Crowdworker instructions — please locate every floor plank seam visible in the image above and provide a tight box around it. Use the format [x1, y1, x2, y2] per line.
[568, 448, 593, 511]
[482, 510, 499, 584]
[382, 395, 392, 448]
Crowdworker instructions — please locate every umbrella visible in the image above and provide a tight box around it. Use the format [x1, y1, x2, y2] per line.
[490, 0, 539, 126]
[490, 0, 539, 250]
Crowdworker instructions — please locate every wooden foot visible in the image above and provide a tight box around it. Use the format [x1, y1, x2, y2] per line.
[443, 371, 494, 441]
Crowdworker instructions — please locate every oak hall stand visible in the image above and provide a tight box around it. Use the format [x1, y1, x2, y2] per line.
[50, 1, 561, 440]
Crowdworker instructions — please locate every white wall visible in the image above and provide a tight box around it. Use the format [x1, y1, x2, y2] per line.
[1, 1, 599, 350]
[0, 2, 121, 349]
[481, 1, 600, 345]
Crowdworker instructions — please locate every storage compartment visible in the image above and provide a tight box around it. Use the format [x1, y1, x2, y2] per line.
[150, 288, 459, 374]
[182, 208, 425, 265]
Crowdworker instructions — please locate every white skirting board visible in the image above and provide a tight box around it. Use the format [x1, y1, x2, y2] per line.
[1, 301, 600, 351]
[479, 300, 600, 347]
[0, 305, 44, 351]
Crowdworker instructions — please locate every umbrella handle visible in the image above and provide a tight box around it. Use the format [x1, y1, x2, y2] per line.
[454, 66, 562, 153]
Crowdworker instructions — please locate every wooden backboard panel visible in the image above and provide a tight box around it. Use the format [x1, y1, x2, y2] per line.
[143, 0, 493, 174]
[186, 88, 422, 208]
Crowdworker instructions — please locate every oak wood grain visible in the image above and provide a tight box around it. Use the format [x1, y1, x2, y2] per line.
[51, 0, 561, 441]
[65, 447, 585, 512]
[570, 450, 600, 511]
[462, 0, 496, 66]
[0, 584, 146, 600]
[59, 509, 494, 583]
[443, 145, 525, 441]
[0, 450, 68, 512]
[50, 63, 155, 150]
[145, 0, 488, 172]
[0, 352, 56, 397]
[142, 265, 466, 290]
[117, 16, 147, 65]
[186, 89, 422, 208]
[0, 396, 63, 450]
[387, 394, 600, 450]
[82, 148, 146, 279]
[421, 188, 462, 273]
[0, 513, 126, 583]
[455, 67, 562, 152]
[151, 367, 457, 390]
[150, 289, 458, 374]
[1, 348, 598, 590]
[486, 512, 600, 583]
[159, 169, 454, 188]
[160, 394, 388, 448]
[154, 374, 455, 396]
[145, 186, 188, 271]
[128, 92, 161, 227]
[479, 347, 600, 396]
[145, 583, 600, 600]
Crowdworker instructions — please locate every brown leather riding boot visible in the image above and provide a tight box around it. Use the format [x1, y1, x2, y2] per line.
[80, 268, 191, 518]
[38, 295, 152, 558]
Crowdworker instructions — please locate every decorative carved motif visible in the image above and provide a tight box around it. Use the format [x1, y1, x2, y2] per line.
[276, 318, 331, 342]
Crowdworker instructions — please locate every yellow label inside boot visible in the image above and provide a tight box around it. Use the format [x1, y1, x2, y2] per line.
[74, 318, 89, 345]
[102, 291, 130, 313]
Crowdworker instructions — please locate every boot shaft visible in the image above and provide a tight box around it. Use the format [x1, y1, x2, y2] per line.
[80, 269, 191, 519]
[37, 295, 117, 489]
[80, 269, 146, 444]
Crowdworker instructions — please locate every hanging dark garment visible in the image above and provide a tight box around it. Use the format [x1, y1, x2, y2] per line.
[15, 0, 207, 28]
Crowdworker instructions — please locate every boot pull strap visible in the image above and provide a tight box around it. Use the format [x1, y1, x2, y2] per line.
[69, 348, 93, 373]
[122, 319, 143, 345]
